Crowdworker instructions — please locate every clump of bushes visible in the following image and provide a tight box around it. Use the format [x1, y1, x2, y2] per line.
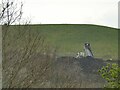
[99, 63, 120, 88]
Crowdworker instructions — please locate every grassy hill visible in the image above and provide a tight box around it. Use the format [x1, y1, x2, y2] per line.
[8, 24, 118, 60]
[2, 24, 118, 88]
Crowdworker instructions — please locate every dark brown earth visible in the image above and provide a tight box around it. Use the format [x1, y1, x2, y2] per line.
[51, 56, 118, 88]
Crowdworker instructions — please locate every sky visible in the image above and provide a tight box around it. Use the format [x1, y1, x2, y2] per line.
[0, 0, 119, 28]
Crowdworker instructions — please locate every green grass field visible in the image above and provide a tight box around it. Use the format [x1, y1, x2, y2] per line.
[7, 24, 118, 60]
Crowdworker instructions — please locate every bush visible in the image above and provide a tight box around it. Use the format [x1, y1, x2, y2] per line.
[2, 25, 57, 88]
[98, 63, 120, 88]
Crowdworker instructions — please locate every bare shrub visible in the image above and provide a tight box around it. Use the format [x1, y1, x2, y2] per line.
[2, 25, 57, 88]
[1, 0, 56, 88]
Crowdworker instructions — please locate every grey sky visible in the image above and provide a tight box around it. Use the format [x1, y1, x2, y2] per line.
[0, 0, 119, 28]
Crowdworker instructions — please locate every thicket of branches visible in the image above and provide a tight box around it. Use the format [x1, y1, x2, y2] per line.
[2, 25, 57, 88]
[1, 0, 57, 88]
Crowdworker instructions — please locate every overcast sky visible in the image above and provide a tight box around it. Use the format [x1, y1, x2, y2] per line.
[0, 0, 119, 28]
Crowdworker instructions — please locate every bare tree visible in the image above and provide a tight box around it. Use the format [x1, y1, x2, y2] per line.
[2, 25, 57, 88]
[0, 0, 23, 25]
[1, 0, 57, 88]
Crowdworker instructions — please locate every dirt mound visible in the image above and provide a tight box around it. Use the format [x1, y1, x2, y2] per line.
[56, 56, 106, 74]
[51, 56, 108, 88]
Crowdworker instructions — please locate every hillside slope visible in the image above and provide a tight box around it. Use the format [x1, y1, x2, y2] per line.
[28, 24, 118, 60]
[9, 24, 118, 59]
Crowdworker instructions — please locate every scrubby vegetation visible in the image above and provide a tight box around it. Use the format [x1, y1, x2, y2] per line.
[2, 25, 57, 88]
[99, 63, 120, 88]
